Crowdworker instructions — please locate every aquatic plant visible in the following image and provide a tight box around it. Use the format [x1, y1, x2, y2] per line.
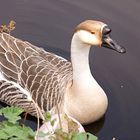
[0, 106, 98, 140]
[0, 106, 35, 140]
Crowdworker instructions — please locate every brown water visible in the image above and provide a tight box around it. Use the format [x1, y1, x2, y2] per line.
[0, 0, 140, 140]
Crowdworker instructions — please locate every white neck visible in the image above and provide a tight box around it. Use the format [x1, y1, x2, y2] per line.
[63, 32, 108, 124]
[70, 33, 96, 91]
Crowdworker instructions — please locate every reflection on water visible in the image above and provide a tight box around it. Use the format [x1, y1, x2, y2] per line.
[0, 0, 140, 140]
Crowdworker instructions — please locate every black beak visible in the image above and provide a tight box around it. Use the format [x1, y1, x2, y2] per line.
[101, 26, 126, 53]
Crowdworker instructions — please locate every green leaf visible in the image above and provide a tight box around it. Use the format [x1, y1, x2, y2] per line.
[51, 118, 56, 126]
[9, 137, 26, 140]
[21, 126, 35, 139]
[71, 132, 97, 140]
[0, 106, 35, 140]
[0, 130, 10, 139]
[0, 106, 24, 116]
[72, 132, 87, 140]
[0, 106, 24, 124]
[44, 111, 51, 122]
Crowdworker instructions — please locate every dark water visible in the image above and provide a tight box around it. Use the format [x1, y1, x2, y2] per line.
[0, 0, 140, 140]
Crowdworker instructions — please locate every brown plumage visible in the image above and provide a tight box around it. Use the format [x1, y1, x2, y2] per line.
[0, 32, 72, 117]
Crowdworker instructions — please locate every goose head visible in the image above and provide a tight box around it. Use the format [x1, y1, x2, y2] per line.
[66, 20, 126, 124]
[74, 20, 126, 53]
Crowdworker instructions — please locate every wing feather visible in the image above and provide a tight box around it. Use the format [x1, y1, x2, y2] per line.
[0, 33, 72, 117]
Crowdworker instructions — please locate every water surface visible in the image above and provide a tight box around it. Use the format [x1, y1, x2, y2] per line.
[0, 0, 140, 140]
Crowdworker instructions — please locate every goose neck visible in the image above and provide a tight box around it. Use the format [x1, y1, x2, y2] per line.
[71, 33, 93, 86]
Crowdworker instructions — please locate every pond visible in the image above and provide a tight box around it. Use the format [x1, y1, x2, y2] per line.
[0, 0, 140, 140]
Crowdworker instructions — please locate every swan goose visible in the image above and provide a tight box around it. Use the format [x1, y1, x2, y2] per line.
[0, 20, 125, 124]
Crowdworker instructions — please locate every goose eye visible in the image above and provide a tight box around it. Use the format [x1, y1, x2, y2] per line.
[91, 31, 95, 34]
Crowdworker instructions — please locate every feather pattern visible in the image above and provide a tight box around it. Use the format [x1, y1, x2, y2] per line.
[0, 33, 72, 117]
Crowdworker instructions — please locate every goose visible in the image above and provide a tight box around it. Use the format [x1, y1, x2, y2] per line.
[0, 20, 125, 124]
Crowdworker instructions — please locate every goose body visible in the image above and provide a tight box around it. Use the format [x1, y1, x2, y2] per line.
[0, 20, 125, 124]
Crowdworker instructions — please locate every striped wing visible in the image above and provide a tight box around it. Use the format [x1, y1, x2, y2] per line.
[0, 33, 72, 116]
